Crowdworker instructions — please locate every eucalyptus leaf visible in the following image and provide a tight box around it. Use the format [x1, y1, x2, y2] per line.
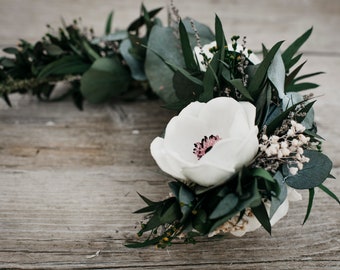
[209, 193, 239, 219]
[283, 150, 333, 189]
[80, 57, 130, 103]
[268, 51, 285, 99]
[120, 39, 147, 81]
[144, 25, 183, 104]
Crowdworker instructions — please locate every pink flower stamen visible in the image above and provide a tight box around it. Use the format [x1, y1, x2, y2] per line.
[193, 135, 221, 159]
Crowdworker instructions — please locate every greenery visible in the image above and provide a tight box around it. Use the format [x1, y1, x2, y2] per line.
[126, 14, 338, 248]
[0, 3, 337, 249]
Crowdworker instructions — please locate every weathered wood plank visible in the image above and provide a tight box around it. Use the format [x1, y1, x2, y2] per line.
[0, 0, 339, 269]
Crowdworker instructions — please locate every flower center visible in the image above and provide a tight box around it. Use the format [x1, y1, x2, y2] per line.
[193, 135, 221, 160]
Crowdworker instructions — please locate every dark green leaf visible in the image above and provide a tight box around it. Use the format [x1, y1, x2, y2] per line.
[303, 188, 315, 224]
[125, 235, 163, 248]
[286, 82, 319, 92]
[179, 20, 198, 71]
[209, 193, 239, 219]
[248, 41, 284, 99]
[3, 47, 19, 55]
[38, 55, 90, 78]
[179, 184, 195, 221]
[251, 168, 275, 183]
[270, 171, 287, 218]
[284, 150, 333, 189]
[127, 6, 163, 32]
[105, 11, 114, 35]
[318, 184, 339, 204]
[285, 61, 306, 86]
[214, 15, 226, 51]
[44, 44, 64, 56]
[293, 71, 324, 82]
[192, 209, 208, 233]
[282, 27, 313, 70]
[80, 57, 130, 103]
[252, 202, 271, 234]
[229, 79, 254, 102]
[199, 51, 220, 102]
[173, 69, 203, 100]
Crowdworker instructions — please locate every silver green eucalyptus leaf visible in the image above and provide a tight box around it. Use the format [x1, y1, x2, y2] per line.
[268, 51, 286, 101]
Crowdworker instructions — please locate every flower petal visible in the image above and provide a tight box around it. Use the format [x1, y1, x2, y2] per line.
[182, 163, 235, 187]
[150, 137, 187, 180]
[240, 101, 257, 129]
[198, 97, 248, 138]
[164, 115, 210, 163]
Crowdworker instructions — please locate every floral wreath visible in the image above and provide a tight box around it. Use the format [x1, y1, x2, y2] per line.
[0, 3, 338, 249]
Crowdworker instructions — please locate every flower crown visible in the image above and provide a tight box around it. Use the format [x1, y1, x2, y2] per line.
[126, 14, 338, 248]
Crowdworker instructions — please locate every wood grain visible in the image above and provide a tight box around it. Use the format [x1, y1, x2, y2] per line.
[0, 0, 339, 269]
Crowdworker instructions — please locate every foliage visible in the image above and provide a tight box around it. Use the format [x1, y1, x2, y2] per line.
[127, 15, 338, 248]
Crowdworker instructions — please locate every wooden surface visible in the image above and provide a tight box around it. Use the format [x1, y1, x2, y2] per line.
[0, 0, 339, 269]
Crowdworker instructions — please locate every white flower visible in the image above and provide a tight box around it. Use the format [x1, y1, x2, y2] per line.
[194, 41, 260, 72]
[150, 97, 259, 187]
[227, 187, 302, 237]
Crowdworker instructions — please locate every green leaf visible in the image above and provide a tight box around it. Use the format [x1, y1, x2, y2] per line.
[81, 40, 100, 61]
[120, 39, 146, 81]
[38, 55, 90, 78]
[251, 168, 275, 183]
[209, 193, 239, 219]
[179, 20, 198, 71]
[80, 57, 130, 103]
[144, 25, 183, 104]
[286, 82, 319, 92]
[214, 15, 226, 51]
[252, 202, 271, 234]
[293, 71, 324, 82]
[282, 27, 313, 70]
[192, 209, 208, 233]
[43, 44, 64, 56]
[127, 6, 163, 32]
[179, 184, 195, 221]
[228, 79, 254, 102]
[285, 61, 306, 86]
[3, 47, 19, 55]
[125, 235, 163, 248]
[284, 150, 333, 189]
[270, 171, 287, 218]
[199, 51, 220, 102]
[268, 51, 286, 99]
[105, 11, 114, 35]
[173, 69, 203, 100]
[303, 188, 315, 224]
[248, 41, 284, 99]
[318, 184, 340, 204]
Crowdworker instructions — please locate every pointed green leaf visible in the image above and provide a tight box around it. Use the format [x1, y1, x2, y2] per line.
[252, 202, 271, 234]
[38, 55, 90, 78]
[286, 82, 319, 92]
[229, 79, 254, 102]
[215, 14, 226, 50]
[105, 11, 114, 35]
[285, 61, 306, 86]
[179, 20, 198, 71]
[248, 41, 284, 98]
[293, 71, 324, 82]
[282, 27, 313, 70]
[303, 188, 315, 224]
[318, 184, 339, 204]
